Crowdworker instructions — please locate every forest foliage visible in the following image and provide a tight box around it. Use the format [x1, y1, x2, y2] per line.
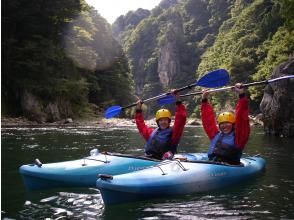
[115, 0, 293, 116]
[2, 0, 293, 120]
[2, 0, 134, 120]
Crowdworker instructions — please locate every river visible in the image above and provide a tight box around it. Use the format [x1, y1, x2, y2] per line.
[1, 125, 294, 219]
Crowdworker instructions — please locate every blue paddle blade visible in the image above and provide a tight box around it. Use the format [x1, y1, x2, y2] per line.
[196, 69, 229, 88]
[104, 105, 122, 119]
[156, 95, 176, 106]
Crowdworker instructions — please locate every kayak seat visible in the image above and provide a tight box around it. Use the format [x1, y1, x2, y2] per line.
[186, 160, 244, 167]
[98, 174, 113, 181]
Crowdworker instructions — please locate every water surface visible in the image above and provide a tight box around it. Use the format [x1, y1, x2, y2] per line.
[2, 126, 294, 219]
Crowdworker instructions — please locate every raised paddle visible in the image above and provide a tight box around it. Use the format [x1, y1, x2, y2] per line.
[157, 75, 294, 105]
[104, 69, 230, 119]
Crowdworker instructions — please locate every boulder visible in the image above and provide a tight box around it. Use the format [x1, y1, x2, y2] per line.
[21, 91, 73, 123]
[21, 91, 46, 123]
[260, 58, 294, 137]
[45, 102, 61, 122]
[64, 118, 73, 124]
[187, 118, 202, 126]
[250, 113, 263, 126]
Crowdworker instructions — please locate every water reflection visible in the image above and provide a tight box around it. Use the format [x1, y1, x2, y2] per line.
[18, 189, 104, 219]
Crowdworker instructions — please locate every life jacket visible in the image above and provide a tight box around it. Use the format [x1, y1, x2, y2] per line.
[145, 127, 172, 159]
[207, 131, 242, 164]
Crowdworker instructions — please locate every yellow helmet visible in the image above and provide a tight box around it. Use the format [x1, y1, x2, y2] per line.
[155, 109, 172, 121]
[217, 111, 235, 124]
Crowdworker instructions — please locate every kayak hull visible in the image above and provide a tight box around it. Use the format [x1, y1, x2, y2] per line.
[96, 155, 266, 205]
[19, 153, 157, 190]
[19, 152, 207, 190]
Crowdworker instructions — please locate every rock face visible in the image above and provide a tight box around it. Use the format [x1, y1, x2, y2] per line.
[21, 91, 46, 123]
[260, 58, 294, 137]
[158, 21, 183, 87]
[21, 91, 73, 123]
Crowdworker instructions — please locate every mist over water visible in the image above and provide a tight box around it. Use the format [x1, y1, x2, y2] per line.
[2, 126, 294, 219]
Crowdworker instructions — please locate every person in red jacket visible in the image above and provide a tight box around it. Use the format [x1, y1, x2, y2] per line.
[201, 83, 250, 165]
[135, 92, 187, 160]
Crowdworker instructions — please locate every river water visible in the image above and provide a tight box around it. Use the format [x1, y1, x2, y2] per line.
[1, 125, 294, 219]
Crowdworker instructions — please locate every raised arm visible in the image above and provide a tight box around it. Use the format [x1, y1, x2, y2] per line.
[170, 100, 187, 154]
[135, 100, 153, 141]
[200, 90, 219, 140]
[234, 84, 250, 149]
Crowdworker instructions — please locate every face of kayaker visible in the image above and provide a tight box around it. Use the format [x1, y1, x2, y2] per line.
[219, 122, 233, 134]
[158, 118, 170, 130]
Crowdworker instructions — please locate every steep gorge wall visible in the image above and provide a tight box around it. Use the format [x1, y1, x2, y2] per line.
[260, 58, 294, 137]
[112, 0, 229, 115]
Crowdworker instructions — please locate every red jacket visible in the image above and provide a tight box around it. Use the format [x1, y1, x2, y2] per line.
[201, 95, 250, 149]
[135, 102, 187, 154]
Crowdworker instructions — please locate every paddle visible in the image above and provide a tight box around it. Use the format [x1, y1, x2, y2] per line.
[104, 69, 229, 119]
[157, 75, 294, 105]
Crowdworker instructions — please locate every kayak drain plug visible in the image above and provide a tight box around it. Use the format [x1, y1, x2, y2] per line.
[98, 174, 113, 180]
[35, 158, 42, 167]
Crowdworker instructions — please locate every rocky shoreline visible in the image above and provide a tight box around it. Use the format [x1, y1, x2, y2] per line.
[1, 116, 262, 128]
[1, 116, 134, 128]
[0, 116, 159, 128]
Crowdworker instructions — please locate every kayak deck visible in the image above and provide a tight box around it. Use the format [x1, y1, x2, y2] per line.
[19, 152, 207, 190]
[96, 155, 266, 205]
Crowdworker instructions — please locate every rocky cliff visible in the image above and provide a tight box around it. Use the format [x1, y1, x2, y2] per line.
[112, 0, 228, 115]
[260, 58, 294, 137]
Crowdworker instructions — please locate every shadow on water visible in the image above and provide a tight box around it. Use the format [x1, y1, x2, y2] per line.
[1, 126, 294, 219]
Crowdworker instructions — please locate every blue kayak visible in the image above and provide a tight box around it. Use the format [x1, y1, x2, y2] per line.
[19, 151, 207, 190]
[96, 154, 266, 205]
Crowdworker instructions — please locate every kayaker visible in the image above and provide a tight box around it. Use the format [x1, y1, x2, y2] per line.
[135, 91, 187, 160]
[201, 83, 250, 165]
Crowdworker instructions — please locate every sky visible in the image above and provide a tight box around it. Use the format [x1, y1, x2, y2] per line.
[85, 0, 161, 24]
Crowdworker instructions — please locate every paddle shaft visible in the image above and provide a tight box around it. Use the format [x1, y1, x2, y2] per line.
[121, 93, 169, 109]
[180, 75, 294, 98]
[122, 82, 199, 109]
[122, 78, 208, 109]
[105, 69, 229, 118]
[159, 68, 229, 95]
